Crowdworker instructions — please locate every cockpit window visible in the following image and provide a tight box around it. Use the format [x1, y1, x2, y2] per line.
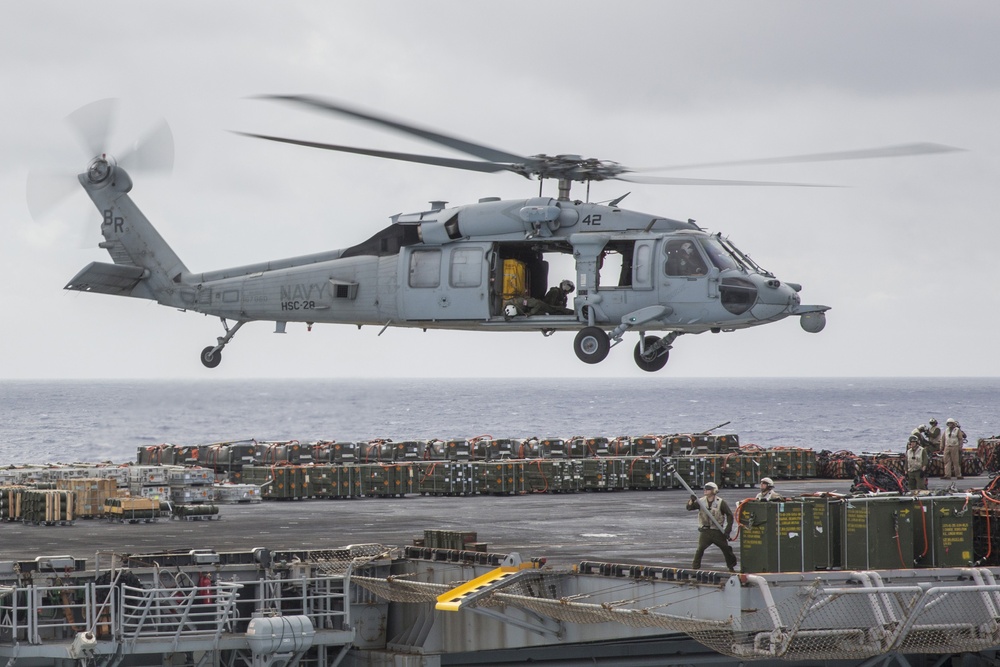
[664, 239, 708, 276]
[701, 236, 742, 272]
[715, 233, 772, 277]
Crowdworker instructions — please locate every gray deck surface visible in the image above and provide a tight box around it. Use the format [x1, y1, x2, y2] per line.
[1, 476, 986, 570]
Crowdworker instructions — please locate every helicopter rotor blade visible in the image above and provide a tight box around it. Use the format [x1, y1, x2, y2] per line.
[119, 118, 175, 173]
[636, 142, 965, 173]
[26, 169, 81, 221]
[616, 174, 835, 187]
[65, 98, 119, 158]
[235, 131, 520, 175]
[258, 94, 531, 166]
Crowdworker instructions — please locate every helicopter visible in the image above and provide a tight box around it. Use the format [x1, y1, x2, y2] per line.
[39, 97, 959, 371]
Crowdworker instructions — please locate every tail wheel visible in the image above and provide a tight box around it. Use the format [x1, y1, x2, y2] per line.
[574, 327, 610, 364]
[200, 346, 222, 369]
[634, 335, 669, 372]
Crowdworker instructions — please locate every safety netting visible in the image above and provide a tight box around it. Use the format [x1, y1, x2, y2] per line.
[351, 569, 1000, 660]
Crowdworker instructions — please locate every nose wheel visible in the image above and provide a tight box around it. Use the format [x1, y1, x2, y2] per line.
[200, 318, 247, 369]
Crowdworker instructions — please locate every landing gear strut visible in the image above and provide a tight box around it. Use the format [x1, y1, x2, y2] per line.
[633, 332, 676, 372]
[200, 318, 247, 369]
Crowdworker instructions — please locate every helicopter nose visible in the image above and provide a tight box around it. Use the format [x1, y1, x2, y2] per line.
[756, 278, 797, 306]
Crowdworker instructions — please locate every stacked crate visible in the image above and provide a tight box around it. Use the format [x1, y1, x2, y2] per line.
[105, 497, 160, 523]
[357, 463, 412, 497]
[624, 457, 671, 490]
[242, 465, 309, 500]
[21, 489, 74, 525]
[128, 465, 170, 501]
[56, 478, 118, 518]
[414, 461, 474, 496]
[307, 464, 356, 499]
[167, 466, 213, 504]
[473, 461, 524, 495]
[523, 459, 581, 493]
[673, 455, 723, 490]
[580, 458, 625, 491]
[212, 483, 262, 504]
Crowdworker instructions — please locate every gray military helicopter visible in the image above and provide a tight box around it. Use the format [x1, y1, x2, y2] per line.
[35, 97, 958, 371]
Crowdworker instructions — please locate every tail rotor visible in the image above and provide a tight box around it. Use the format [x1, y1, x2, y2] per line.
[26, 99, 174, 239]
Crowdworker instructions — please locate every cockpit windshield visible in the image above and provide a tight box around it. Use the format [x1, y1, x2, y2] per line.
[701, 236, 743, 272]
[710, 233, 773, 277]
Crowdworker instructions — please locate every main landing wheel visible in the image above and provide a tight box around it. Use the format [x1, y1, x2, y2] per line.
[574, 327, 610, 364]
[200, 346, 222, 369]
[634, 336, 669, 372]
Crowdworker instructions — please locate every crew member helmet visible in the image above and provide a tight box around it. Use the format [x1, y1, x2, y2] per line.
[947, 418, 957, 425]
[704, 482, 718, 491]
[761, 477, 774, 487]
[929, 418, 938, 425]
[559, 279, 575, 293]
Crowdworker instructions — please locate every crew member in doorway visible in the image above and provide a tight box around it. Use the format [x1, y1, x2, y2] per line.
[524, 280, 575, 316]
[906, 435, 929, 491]
[685, 482, 737, 572]
[754, 477, 782, 501]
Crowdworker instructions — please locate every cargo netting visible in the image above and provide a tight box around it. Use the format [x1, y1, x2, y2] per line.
[352, 570, 1000, 660]
[304, 544, 393, 575]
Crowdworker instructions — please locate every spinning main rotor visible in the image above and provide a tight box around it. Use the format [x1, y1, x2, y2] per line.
[236, 94, 961, 200]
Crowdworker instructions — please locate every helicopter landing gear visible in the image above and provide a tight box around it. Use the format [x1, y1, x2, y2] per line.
[200, 318, 247, 369]
[634, 335, 671, 372]
[200, 346, 222, 368]
[574, 326, 610, 364]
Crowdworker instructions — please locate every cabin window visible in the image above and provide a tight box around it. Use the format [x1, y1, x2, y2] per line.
[664, 239, 708, 276]
[449, 248, 483, 288]
[408, 250, 441, 288]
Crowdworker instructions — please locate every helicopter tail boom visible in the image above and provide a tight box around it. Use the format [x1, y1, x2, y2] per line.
[65, 163, 189, 307]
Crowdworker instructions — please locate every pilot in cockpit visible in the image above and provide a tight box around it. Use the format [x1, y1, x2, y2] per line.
[665, 240, 707, 277]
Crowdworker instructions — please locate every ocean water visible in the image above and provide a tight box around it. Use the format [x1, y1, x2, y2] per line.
[0, 377, 997, 465]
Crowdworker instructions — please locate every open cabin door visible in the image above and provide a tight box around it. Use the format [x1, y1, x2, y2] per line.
[399, 243, 492, 321]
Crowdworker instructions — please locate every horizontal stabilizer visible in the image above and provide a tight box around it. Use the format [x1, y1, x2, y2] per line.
[65, 262, 145, 296]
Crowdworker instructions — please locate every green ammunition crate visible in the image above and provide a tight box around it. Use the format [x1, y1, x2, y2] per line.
[423, 529, 478, 550]
[912, 496, 974, 568]
[416, 461, 475, 496]
[801, 496, 840, 569]
[674, 455, 724, 490]
[580, 458, 626, 491]
[624, 457, 671, 490]
[523, 460, 580, 493]
[721, 454, 761, 488]
[473, 461, 524, 495]
[802, 450, 817, 478]
[632, 437, 662, 457]
[840, 496, 915, 570]
[663, 434, 692, 456]
[715, 434, 740, 452]
[764, 450, 792, 479]
[357, 463, 413, 497]
[242, 465, 308, 500]
[739, 499, 834, 573]
[308, 465, 358, 498]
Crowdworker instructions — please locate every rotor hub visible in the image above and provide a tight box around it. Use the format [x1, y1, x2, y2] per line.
[87, 154, 115, 184]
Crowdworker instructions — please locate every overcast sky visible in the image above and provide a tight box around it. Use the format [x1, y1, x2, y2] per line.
[3, 1, 998, 379]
